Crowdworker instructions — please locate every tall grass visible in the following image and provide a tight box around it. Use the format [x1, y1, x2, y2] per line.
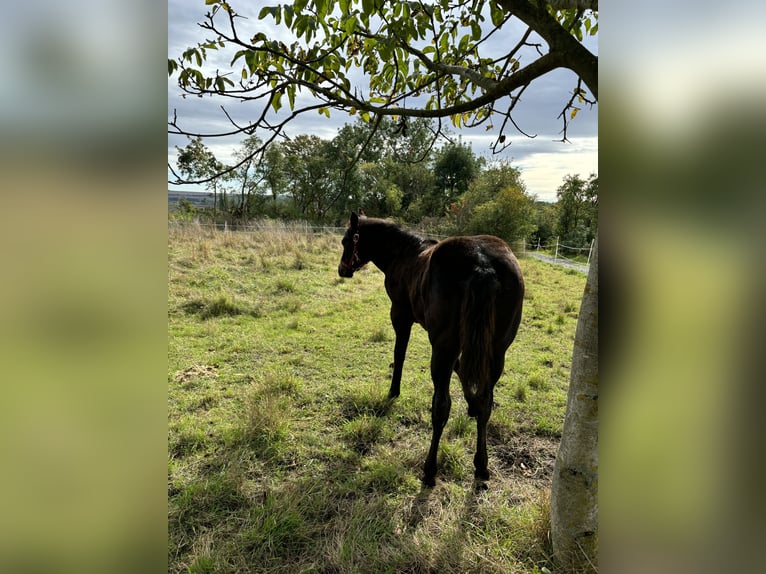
[168, 222, 587, 573]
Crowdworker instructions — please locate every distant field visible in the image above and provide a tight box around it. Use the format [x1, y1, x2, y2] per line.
[168, 222, 586, 574]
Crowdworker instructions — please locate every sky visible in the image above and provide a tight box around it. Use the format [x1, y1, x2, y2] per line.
[167, 0, 598, 203]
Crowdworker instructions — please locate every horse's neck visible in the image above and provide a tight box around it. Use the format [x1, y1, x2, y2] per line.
[365, 223, 423, 273]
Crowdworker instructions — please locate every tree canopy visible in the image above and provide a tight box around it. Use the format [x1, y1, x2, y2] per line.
[168, 0, 597, 184]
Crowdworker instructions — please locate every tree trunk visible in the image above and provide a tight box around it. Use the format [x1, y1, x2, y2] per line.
[550, 234, 598, 568]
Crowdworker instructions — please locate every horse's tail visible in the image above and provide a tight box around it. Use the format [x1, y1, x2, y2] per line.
[459, 270, 499, 412]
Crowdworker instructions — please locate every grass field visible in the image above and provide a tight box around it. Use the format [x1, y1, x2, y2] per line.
[168, 221, 587, 573]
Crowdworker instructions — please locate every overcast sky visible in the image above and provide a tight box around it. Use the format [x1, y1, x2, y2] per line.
[168, 0, 598, 202]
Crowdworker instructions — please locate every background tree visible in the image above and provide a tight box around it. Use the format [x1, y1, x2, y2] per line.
[228, 134, 270, 219]
[380, 117, 439, 219]
[555, 172, 598, 247]
[169, 0, 598, 567]
[467, 185, 536, 243]
[175, 136, 226, 216]
[262, 142, 287, 214]
[433, 141, 482, 206]
[530, 200, 558, 247]
[280, 135, 335, 220]
[452, 160, 526, 231]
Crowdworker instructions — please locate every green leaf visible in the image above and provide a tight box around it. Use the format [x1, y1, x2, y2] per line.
[315, 0, 328, 19]
[471, 21, 482, 41]
[204, 0, 220, 5]
[258, 6, 278, 20]
[283, 5, 294, 27]
[490, 2, 504, 27]
[458, 33, 470, 53]
[344, 15, 357, 35]
[230, 49, 247, 66]
[272, 92, 282, 113]
[245, 51, 258, 74]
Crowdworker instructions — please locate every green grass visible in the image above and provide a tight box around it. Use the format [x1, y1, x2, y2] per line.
[168, 222, 586, 573]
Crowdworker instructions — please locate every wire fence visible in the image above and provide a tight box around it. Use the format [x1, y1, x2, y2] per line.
[169, 219, 592, 269]
[523, 237, 595, 267]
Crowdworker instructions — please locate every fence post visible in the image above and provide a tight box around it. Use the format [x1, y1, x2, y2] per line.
[587, 238, 594, 265]
[522, 238, 526, 257]
[554, 237, 559, 262]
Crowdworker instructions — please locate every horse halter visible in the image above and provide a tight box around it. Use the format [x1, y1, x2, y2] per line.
[340, 231, 361, 273]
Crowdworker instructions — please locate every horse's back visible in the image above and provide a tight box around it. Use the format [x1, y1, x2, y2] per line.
[427, 235, 524, 346]
[429, 235, 523, 292]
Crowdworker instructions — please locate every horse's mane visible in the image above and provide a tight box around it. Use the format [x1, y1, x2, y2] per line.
[360, 217, 437, 250]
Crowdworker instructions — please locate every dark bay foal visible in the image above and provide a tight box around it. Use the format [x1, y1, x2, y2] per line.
[338, 212, 524, 486]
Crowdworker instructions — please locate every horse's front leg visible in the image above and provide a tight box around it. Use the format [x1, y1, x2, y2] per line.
[423, 342, 458, 486]
[388, 308, 412, 399]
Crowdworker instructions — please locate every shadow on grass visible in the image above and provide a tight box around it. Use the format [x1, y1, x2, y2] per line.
[168, 383, 554, 574]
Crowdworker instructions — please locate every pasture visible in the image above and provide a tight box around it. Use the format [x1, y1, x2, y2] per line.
[168, 222, 586, 573]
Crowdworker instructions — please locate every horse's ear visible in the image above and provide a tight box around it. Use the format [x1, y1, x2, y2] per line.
[350, 211, 359, 229]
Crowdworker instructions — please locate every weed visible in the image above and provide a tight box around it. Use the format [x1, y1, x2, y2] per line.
[243, 392, 291, 458]
[183, 295, 251, 320]
[262, 369, 303, 396]
[528, 370, 549, 391]
[342, 415, 388, 454]
[448, 412, 472, 438]
[275, 278, 296, 293]
[369, 327, 389, 343]
[187, 556, 215, 574]
[438, 441, 467, 481]
[292, 252, 308, 270]
[545, 323, 556, 335]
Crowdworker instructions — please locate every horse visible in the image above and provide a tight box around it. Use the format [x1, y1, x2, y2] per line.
[337, 212, 524, 486]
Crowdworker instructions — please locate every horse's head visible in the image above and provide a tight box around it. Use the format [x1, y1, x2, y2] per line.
[338, 211, 368, 278]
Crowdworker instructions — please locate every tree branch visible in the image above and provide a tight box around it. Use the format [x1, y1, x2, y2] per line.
[545, 0, 597, 11]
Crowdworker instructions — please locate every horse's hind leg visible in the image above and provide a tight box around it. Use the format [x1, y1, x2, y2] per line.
[474, 357, 505, 481]
[423, 343, 458, 487]
[473, 386, 493, 481]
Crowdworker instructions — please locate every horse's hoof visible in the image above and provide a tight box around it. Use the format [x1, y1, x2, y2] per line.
[422, 474, 436, 488]
[474, 468, 490, 481]
[473, 480, 489, 492]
